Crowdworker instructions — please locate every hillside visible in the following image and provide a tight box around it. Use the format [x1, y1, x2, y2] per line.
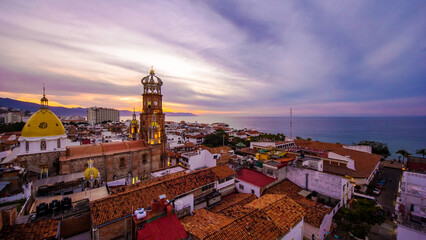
[0, 98, 196, 117]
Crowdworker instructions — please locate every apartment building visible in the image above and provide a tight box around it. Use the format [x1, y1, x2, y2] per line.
[87, 107, 119, 124]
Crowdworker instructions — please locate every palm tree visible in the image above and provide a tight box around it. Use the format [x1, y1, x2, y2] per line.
[416, 149, 426, 158]
[396, 149, 411, 162]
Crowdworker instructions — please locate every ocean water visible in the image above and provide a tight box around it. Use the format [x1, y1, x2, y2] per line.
[123, 116, 426, 159]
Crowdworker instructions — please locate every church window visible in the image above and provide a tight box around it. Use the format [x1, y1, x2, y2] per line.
[142, 154, 147, 164]
[119, 158, 125, 169]
[40, 141, 46, 151]
[57, 139, 61, 148]
[26, 141, 29, 152]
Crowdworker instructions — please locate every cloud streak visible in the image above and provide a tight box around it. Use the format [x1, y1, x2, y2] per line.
[0, 0, 425, 116]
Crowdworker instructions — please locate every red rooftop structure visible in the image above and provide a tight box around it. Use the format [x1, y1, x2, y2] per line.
[236, 168, 276, 187]
[133, 195, 188, 240]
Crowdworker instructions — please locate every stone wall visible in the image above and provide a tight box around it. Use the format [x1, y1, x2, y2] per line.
[18, 151, 63, 175]
[60, 145, 163, 181]
[96, 217, 132, 240]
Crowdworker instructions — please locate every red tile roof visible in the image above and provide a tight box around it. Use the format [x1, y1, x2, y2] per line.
[60, 140, 149, 161]
[296, 140, 382, 178]
[137, 213, 188, 240]
[236, 168, 276, 187]
[91, 165, 236, 226]
[0, 219, 59, 240]
[180, 194, 304, 240]
[263, 180, 332, 228]
[210, 193, 257, 213]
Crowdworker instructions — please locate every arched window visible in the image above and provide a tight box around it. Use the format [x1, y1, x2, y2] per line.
[57, 139, 61, 148]
[26, 141, 29, 152]
[40, 141, 46, 151]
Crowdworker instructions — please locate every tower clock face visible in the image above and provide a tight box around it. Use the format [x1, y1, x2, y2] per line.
[154, 101, 158, 106]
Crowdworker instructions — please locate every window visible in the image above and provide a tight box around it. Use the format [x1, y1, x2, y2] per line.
[239, 184, 244, 190]
[142, 154, 147, 164]
[202, 184, 214, 191]
[226, 176, 234, 181]
[119, 158, 125, 169]
[251, 189, 255, 194]
[213, 155, 218, 159]
[57, 139, 61, 148]
[219, 178, 226, 184]
[40, 141, 46, 151]
[25, 141, 29, 152]
[267, 170, 273, 175]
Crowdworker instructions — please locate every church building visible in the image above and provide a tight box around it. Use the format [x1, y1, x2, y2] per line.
[140, 67, 168, 167]
[17, 88, 67, 177]
[59, 68, 167, 181]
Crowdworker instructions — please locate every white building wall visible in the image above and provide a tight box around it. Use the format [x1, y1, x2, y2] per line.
[303, 223, 320, 240]
[236, 180, 261, 197]
[19, 135, 67, 155]
[250, 142, 276, 149]
[327, 152, 355, 170]
[187, 153, 205, 170]
[397, 224, 426, 240]
[282, 219, 303, 240]
[174, 193, 194, 213]
[287, 166, 349, 202]
[343, 145, 372, 154]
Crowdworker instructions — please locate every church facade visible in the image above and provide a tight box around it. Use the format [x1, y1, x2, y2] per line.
[139, 68, 168, 167]
[19, 68, 168, 181]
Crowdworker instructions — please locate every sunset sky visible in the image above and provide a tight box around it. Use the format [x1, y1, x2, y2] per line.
[0, 1, 425, 116]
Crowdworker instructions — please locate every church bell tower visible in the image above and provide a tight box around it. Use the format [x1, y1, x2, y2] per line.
[140, 67, 167, 166]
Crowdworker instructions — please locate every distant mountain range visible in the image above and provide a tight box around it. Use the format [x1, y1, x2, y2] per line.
[0, 98, 196, 117]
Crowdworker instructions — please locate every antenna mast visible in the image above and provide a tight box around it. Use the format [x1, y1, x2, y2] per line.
[290, 108, 293, 139]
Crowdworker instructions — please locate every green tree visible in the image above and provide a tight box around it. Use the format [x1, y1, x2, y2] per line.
[334, 199, 385, 239]
[0, 122, 26, 133]
[203, 129, 229, 147]
[250, 133, 286, 142]
[416, 149, 426, 158]
[396, 149, 411, 162]
[356, 141, 391, 159]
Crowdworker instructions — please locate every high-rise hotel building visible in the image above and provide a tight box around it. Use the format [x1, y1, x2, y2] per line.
[87, 107, 119, 124]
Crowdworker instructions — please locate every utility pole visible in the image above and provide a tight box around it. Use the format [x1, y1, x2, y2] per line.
[290, 108, 293, 139]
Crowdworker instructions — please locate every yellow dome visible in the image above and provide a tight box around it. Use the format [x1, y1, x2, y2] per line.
[21, 109, 66, 138]
[84, 166, 100, 180]
[84, 160, 100, 180]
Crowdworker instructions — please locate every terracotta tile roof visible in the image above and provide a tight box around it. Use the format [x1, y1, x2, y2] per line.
[244, 194, 304, 234]
[60, 140, 149, 161]
[263, 180, 332, 228]
[295, 140, 342, 151]
[204, 146, 233, 154]
[184, 142, 195, 147]
[210, 164, 236, 179]
[205, 209, 282, 240]
[238, 147, 258, 155]
[296, 140, 381, 178]
[330, 148, 381, 178]
[0, 219, 59, 240]
[180, 209, 233, 239]
[210, 193, 257, 213]
[109, 170, 187, 194]
[91, 165, 235, 226]
[217, 204, 254, 220]
[245, 130, 260, 135]
[181, 194, 304, 240]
